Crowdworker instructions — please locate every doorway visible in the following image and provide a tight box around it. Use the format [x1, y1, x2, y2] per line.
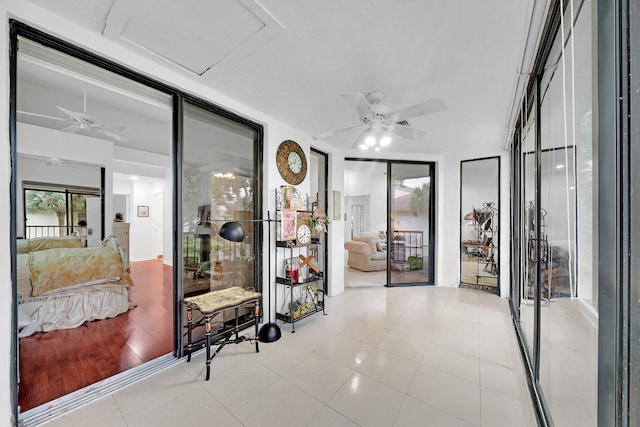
[153, 192, 164, 260]
[351, 203, 364, 238]
[344, 159, 435, 287]
[310, 148, 329, 293]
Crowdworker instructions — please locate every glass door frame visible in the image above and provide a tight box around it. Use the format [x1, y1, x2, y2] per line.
[177, 95, 264, 355]
[508, 0, 606, 424]
[9, 20, 264, 422]
[458, 156, 501, 294]
[345, 157, 436, 287]
[310, 148, 329, 294]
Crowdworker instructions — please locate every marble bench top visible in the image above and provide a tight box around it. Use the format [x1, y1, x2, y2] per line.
[184, 286, 261, 315]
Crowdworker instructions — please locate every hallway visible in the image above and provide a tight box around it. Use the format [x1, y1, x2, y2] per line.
[39, 286, 535, 426]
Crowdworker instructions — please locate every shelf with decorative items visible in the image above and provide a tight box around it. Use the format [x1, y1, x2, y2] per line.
[274, 187, 327, 332]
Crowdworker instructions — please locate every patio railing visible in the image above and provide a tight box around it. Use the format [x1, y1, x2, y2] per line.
[24, 225, 82, 239]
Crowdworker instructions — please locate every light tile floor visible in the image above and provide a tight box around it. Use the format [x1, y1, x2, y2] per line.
[41, 286, 537, 427]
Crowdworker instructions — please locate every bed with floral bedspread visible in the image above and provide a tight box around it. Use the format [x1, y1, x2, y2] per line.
[16, 235, 134, 338]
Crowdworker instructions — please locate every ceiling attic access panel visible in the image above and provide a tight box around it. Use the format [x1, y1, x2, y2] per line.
[103, 0, 284, 77]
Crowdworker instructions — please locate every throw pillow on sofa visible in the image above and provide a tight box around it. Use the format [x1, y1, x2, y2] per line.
[353, 235, 377, 252]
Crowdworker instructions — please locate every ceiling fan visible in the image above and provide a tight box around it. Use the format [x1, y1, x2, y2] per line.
[18, 83, 127, 142]
[312, 90, 447, 150]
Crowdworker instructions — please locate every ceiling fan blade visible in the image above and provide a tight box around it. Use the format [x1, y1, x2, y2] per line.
[17, 110, 71, 123]
[56, 106, 98, 123]
[312, 123, 366, 140]
[60, 123, 81, 133]
[56, 106, 77, 118]
[388, 97, 447, 121]
[104, 124, 127, 132]
[94, 123, 127, 132]
[388, 125, 426, 141]
[342, 93, 375, 118]
[100, 128, 128, 142]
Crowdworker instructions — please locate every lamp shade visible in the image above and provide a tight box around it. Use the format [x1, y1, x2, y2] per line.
[218, 221, 246, 242]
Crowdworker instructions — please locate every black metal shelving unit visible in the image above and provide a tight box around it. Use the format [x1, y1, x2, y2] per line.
[273, 189, 327, 332]
[274, 234, 326, 332]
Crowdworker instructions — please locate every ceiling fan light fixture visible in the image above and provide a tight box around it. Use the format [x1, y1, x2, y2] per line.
[214, 171, 235, 179]
[358, 143, 369, 150]
[364, 135, 376, 146]
[379, 135, 392, 146]
[374, 146, 381, 151]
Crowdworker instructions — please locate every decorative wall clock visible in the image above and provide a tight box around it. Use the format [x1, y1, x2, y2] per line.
[276, 140, 307, 185]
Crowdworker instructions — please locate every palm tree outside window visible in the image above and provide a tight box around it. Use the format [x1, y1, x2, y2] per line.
[24, 186, 97, 239]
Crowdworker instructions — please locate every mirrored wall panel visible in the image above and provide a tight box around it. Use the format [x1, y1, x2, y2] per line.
[460, 157, 499, 294]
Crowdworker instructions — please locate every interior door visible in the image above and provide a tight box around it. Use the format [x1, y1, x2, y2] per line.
[350, 204, 364, 238]
[153, 192, 164, 260]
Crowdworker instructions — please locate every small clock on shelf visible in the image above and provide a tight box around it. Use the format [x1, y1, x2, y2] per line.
[276, 140, 307, 185]
[296, 212, 312, 246]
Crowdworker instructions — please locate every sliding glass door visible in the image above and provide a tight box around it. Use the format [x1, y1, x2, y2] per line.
[10, 22, 263, 421]
[389, 162, 434, 286]
[344, 159, 435, 287]
[508, 1, 598, 424]
[180, 100, 261, 349]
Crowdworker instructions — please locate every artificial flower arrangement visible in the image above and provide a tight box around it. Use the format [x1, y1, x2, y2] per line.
[311, 208, 330, 233]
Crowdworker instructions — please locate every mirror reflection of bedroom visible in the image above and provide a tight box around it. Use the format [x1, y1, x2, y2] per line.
[16, 37, 174, 412]
[459, 157, 500, 294]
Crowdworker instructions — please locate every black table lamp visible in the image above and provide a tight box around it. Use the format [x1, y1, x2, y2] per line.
[218, 220, 281, 343]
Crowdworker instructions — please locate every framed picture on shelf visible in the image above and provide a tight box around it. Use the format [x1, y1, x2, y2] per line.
[289, 197, 304, 210]
[280, 209, 297, 241]
[137, 205, 149, 217]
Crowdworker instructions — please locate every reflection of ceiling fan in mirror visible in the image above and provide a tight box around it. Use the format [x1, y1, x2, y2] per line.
[18, 83, 127, 142]
[312, 90, 447, 151]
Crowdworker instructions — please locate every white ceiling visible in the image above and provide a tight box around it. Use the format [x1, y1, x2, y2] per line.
[20, 0, 535, 156]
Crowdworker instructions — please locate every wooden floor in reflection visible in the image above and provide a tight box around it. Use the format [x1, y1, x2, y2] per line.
[18, 260, 173, 412]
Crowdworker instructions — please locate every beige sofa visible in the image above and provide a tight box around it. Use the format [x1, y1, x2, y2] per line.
[344, 232, 387, 271]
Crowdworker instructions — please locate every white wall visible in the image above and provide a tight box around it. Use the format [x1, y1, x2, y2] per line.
[344, 167, 387, 237]
[113, 175, 173, 265]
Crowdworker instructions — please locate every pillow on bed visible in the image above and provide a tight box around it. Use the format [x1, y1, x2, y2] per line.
[17, 236, 83, 254]
[29, 247, 126, 297]
[17, 254, 33, 298]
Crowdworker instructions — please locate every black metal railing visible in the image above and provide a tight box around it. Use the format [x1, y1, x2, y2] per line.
[24, 225, 81, 239]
